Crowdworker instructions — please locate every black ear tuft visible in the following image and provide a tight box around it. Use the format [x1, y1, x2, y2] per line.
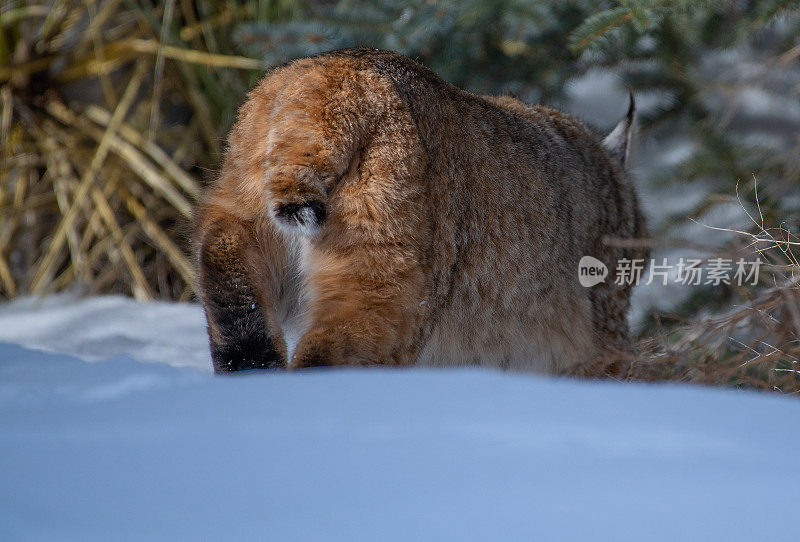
[602, 91, 636, 167]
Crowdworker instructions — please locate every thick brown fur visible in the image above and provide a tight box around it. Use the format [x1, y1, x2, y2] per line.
[193, 49, 647, 373]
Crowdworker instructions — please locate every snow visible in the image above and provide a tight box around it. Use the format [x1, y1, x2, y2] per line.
[0, 294, 210, 370]
[1, 296, 800, 540]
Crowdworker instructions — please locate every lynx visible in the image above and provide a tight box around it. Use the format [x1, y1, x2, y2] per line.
[194, 49, 646, 373]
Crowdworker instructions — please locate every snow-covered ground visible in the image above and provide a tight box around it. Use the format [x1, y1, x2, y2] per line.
[0, 294, 210, 370]
[1, 295, 799, 541]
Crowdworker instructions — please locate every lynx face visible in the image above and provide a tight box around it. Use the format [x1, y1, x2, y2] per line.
[194, 49, 646, 374]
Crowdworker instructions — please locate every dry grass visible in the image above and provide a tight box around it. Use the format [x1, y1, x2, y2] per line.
[582, 280, 800, 395]
[1, 0, 281, 300]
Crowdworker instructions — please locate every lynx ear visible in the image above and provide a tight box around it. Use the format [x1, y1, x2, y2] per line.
[602, 91, 636, 167]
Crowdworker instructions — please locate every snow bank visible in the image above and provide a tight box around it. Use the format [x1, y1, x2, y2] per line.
[2, 339, 799, 541]
[0, 294, 210, 370]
